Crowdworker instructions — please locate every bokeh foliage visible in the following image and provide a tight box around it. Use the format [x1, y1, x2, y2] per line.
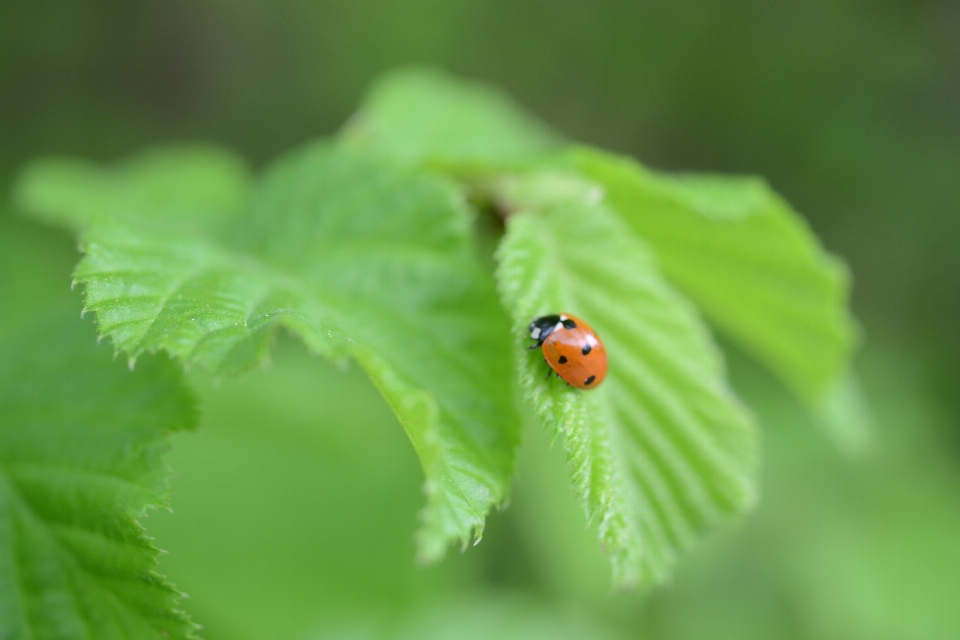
[2, 2, 958, 639]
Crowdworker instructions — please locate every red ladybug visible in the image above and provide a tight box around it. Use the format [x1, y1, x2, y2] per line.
[528, 313, 607, 390]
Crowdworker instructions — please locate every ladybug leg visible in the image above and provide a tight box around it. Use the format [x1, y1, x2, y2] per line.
[542, 357, 557, 381]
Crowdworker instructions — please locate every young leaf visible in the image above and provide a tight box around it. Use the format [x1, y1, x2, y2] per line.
[495, 173, 758, 587]
[569, 147, 857, 405]
[15, 143, 520, 563]
[343, 67, 561, 169]
[0, 312, 197, 640]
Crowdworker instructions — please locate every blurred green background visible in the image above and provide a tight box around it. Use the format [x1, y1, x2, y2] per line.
[2, 2, 958, 639]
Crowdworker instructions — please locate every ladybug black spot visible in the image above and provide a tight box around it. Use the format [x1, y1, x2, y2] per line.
[584, 375, 596, 386]
[581, 344, 592, 356]
[558, 355, 568, 364]
[561, 318, 577, 329]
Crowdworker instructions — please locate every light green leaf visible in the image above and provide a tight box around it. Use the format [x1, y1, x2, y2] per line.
[14, 145, 253, 232]
[16, 143, 520, 563]
[495, 172, 758, 587]
[0, 312, 197, 640]
[570, 147, 857, 405]
[343, 67, 561, 169]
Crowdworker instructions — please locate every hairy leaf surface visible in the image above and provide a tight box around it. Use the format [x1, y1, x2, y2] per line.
[571, 147, 856, 404]
[16, 143, 520, 562]
[495, 173, 758, 587]
[0, 313, 196, 640]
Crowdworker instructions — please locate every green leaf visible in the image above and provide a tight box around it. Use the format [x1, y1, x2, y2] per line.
[16, 143, 520, 563]
[569, 147, 857, 405]
[14, 145, 253, 232]
[0, 312, 197, 640]
[343, 67, 561, 169]
[495, 172, 758, 587]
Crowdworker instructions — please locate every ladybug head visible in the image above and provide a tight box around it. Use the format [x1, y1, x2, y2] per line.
[528, 314, 577, 344]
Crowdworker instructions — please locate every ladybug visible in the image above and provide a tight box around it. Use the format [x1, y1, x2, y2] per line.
[528, 313, 607, 390]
